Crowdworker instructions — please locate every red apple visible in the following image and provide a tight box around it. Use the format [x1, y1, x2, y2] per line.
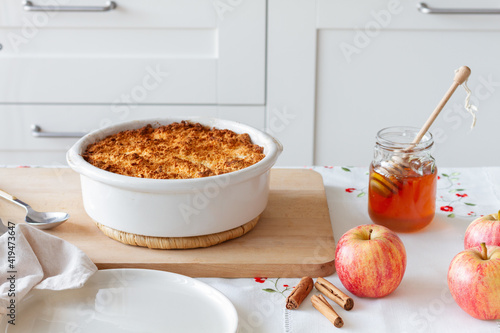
[464, 211, 500, 249]
[448, 243, 500, 320]
[335, 224, 407, 298]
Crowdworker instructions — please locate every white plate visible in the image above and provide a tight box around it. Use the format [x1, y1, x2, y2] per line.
[0, 269, 238, 333]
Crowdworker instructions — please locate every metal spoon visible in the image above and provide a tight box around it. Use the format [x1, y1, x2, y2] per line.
[0, 189, 69, 229]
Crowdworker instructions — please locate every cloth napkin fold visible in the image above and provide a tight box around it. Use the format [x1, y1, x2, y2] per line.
[0, 223, 97, 316]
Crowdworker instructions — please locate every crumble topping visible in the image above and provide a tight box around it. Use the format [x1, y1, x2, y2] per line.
[82, 121, 265, 179]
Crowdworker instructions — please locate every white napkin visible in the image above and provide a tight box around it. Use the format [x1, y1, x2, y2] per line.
[0, 223, 97, 316]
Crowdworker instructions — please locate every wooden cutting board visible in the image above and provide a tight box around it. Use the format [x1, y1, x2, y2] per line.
[0, 168, 335, 278]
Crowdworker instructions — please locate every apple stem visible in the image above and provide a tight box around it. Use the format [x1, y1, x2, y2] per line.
[368, 229, 373, 240]
[480, 242, 488, 260]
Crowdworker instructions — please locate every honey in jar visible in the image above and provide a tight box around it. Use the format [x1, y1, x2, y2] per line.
[368, 126, 437, 232]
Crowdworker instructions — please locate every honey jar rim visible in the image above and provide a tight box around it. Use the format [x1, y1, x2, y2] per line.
[375, 126, 434, 151]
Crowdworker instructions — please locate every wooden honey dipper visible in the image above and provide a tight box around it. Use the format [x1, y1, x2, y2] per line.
[371, 66, 471, 197]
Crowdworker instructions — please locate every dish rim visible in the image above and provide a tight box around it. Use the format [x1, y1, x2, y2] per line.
[66, 117, 283, 193]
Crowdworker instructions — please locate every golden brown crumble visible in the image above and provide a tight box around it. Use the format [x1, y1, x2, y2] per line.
[82, 121, 265, 179]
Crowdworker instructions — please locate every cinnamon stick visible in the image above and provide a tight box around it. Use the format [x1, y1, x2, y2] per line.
[315, 277, 354, 311]
[285, 276, 313, 309]
[311, 294, 344, 328]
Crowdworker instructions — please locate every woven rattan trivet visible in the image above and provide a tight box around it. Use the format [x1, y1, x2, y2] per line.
[95, 215, 260, 249]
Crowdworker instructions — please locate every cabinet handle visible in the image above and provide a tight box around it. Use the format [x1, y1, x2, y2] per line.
[23, 0, 117, 12]
[31, 125, 86, 138]
[418, 2, 500, 14]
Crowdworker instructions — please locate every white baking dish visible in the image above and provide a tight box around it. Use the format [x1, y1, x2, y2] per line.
[67, 117, 282, 237]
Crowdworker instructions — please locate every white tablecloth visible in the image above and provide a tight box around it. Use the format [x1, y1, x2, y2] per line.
[197, 166, 500, 332]
[3, 165, 498, 332]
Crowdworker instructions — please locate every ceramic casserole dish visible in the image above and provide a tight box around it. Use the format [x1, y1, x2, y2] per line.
[66, 117, 282, 238]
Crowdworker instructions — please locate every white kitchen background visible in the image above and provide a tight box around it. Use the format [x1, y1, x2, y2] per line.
[0, 0, 499, 167]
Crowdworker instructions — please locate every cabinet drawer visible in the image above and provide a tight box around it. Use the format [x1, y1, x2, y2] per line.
[0, 104, 266, 165]
[0, 0, 215, 28]
[314, 0, 500, 167]
[0, 0, 266, 105]
[318, 0, 500, 30]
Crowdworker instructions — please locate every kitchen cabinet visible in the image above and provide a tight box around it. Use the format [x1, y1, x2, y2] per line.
[0, 0, 265, 105]
[0, 104, 265, 165]
[0, 0, 265, 164]
[273, 0, 500, 167]
[2, 0, 500, 166]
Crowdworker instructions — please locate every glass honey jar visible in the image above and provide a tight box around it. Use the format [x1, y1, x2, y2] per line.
[368, 126, 437, 232]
